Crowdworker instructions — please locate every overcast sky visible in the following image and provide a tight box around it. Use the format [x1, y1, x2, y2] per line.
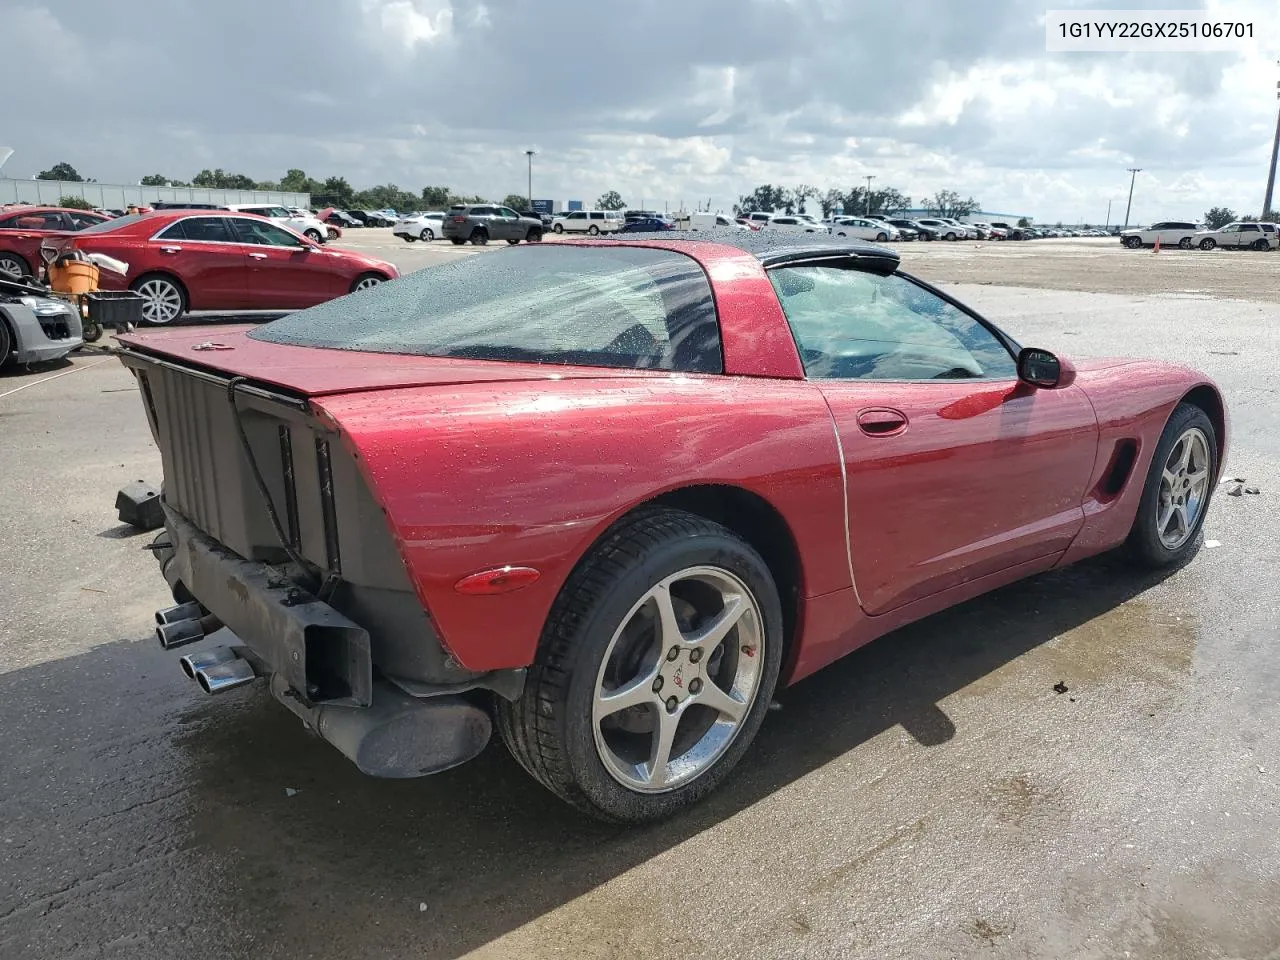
[1, 0, 1276, 223]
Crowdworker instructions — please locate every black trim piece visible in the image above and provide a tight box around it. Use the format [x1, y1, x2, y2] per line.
[278, 425, 300, 549]
[138, 370, 160, 432]
[314, 437, 342, 577]
[116, 344, 308, 409]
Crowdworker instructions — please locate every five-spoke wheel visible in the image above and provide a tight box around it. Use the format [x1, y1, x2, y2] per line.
[1127, 402, 1218, 567]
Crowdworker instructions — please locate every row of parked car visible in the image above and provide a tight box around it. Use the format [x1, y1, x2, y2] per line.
[1119, 220, 1279, 250]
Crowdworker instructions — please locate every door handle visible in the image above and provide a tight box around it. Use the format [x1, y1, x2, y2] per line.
[159, 245, 182, 254]
[248, 252, 267, 260]
[856, 407, 909, 436]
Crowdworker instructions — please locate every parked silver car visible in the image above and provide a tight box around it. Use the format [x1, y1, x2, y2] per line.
[0, 288, 83, 368]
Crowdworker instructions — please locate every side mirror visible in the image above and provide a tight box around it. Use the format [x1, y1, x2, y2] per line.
[1017, 347, 1071, 388]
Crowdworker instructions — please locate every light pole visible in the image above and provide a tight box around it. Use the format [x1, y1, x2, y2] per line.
[1105, 198, 1113, 229]
[1123, 167, 1141, 230]
[1263, 100, 1280, 218]
[864, 175, 875, 215]
[525, 150, 536, 209]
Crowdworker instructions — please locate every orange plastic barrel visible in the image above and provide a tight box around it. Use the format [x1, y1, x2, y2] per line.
[48, 260, 99, 295]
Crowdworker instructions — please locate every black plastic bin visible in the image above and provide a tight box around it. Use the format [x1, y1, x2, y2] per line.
[85, 290, 146, 330]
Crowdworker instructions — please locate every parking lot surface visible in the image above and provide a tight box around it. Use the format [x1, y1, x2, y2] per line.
[1, 238, 1277, 959]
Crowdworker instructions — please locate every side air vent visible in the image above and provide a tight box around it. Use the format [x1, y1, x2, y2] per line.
[1096, 439, 1139, 501]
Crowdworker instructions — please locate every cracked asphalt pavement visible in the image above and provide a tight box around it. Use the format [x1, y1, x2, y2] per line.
[1, 236, 1277, 959]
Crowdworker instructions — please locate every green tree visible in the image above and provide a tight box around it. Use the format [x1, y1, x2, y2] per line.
[421, 186, 451, 208]
[321, 176, 355, 207]
[1203, 206, 1236, 229]
[596, 190, 626, 211]
[139, 174, 169, 186]
[58, 194, 94, 210]
[502, 193, 530, 210]
[735, 184, 789, 215]
[926, 190, 980, 219]
[38, 161, 83, 181]
[1017, 217, 1030, 228]
[279, 168, 311, 193]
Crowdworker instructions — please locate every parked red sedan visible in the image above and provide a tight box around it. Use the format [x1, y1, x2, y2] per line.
[117, 235, 1225, 822]
[0, 205, 109, 279]
[50, 211, 399, 324]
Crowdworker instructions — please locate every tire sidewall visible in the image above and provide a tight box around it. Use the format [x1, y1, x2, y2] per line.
[554, 527, 784, 821]
[1128, 403, 1218, 566]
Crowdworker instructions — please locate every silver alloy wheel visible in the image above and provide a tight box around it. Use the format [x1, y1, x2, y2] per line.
[353, 275, 382, 291]
[421, 228, 434, 241]
[1157, 427, 1211, 549]
[591, 565, 765, 794]
[0, 255, 24, 279]
[137, 278, 183, 324]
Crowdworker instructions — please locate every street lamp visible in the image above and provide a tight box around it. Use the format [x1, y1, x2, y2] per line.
[864, 174, 875, 215]
[1123, 167, 1142, 230]
[525, 150, 536, 209]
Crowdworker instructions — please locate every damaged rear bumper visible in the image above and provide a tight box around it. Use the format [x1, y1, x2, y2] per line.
[152, 509, 492, 777]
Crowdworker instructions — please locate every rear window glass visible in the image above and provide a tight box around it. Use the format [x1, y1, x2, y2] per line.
[251, 246, 723, 373]
[76, 214, 146, 234]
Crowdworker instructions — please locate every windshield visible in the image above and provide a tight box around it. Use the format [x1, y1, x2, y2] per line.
[251, 245, 723, 373]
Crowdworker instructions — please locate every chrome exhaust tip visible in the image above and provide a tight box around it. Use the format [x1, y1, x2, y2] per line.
[156, 601, 203, 626]
[195, 657, 258, 695]
[179, 646, 239, 681]
[156, 618, 204, 650]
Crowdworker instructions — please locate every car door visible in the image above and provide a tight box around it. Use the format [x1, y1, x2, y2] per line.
[148, 216, 252, 309]
[496, 207, 524, 240]
[564, 212, 587, 232]
[0, 210, 71, 276]
[1235, 224, 1261, 249]
[228, 216, 337, 308]
[767, 259, 1098, 615]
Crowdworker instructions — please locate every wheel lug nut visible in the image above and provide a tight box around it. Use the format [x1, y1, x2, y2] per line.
[689, 678, 702, 694]
[666, 646, 680, 661]
[689, 648, 702, 663]
[652, 676, 663, 693]
[665, 696, 678, 713]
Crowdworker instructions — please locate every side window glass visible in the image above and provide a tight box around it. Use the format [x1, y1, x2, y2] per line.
[183, 217, 233, 243]
[768, 266, 1018, 381]
[231, 218, 304, 247]
[155, 220, 189, 240]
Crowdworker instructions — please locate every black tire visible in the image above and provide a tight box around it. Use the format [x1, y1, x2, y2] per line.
[0, 252, 31, 280]
[1125, 403, 1218, 569]
[420, 228, 434, 241]
[470, 229, 489, 246]
[81, 321, 103, 343]
[402, 235, 417, 243]
[496, 508, 784, 823]
[875, 232, 888, 242]
[349, 272, 386, 294]
[1178, 237, 1193, 249]
[526, 228, 542, 243]
[130, 273, 189, 325]
[304, 228, 323, 242]
[554, 223, 564, 234]
[0, 317, 12, 370]
[506, 238, 520, 245]
[450, 238, 466, 245]
[588, 225, 600, 235]
[945, 231, 957, 241]
[1252, 238, 1268, 251]
[1199, 238, 1216, 250]
[1123, 236, 1142, 249]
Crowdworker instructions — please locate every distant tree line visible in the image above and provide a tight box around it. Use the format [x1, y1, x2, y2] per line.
[734, 183, 981, 219]
[1203, 206, 1277, 229]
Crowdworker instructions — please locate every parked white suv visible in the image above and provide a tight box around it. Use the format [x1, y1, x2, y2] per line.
[1192, 221, 1278, 251]
[762, 215, 824, 234]
[551, 210, 624, 234]
[1119, 221, 1203, 249]
[227, 204, 329, 243]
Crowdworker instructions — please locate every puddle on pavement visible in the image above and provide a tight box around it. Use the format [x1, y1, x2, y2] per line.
[1038, 597, 1198, 689]
[985, 771, 1066, 827]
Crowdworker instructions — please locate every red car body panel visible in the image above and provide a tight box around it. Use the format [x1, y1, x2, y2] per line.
[0, 206, 108, 276]
[116, 238, 1226, 686]
[47, 212, 397, 311]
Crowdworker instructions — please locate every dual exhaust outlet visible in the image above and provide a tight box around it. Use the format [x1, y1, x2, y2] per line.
[156, 602, 257, 695]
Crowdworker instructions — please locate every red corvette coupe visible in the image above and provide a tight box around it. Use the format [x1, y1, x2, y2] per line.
[0, 205, 109, 279]
[117, 235, 1225, 822]
[48, 211, 398, 324]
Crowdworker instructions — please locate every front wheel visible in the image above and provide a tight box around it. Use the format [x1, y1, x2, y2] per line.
[945, 231, 957, 241]
[497, 508, 784, 823]
[526, 229, 542, 243]
[349, 272, 385, 293]
[1125, 403, 1218, 568]
[875, 232, 888, 242]
[1199, 238, 1216, 250]
[420, 228, 434, 241]
[450, 238, 466, 245]
[470, 229, 489, 246]
[401, 234, 416, 242]
[1178, 237, 1193, 249]
[553, 223, 564, 234]
[1123, 236, 1142, 249]
[588, 225, 600, 235]
[304, 229, 323, 242]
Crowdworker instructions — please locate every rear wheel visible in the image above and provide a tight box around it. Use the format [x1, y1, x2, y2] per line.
[401, 234, 417, 242]
[497, 508, 783, 823]
[1252, 238, 1269, 251]
[1125, 403, 1217, 569]
[945, 231, 957, 241]
[349, 272, 385, 293]
[875, 232, 888, 242]
[507, 238, 520, 245]
[526, 228, 542, 243]
[470, 229, 489, 246]
[130, 274, 187, 325]
[450, 238, 466, 245]
[1199, 238, 1216, 250]
[420, 227, 435, 241]
[0, 252, 30, 280]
